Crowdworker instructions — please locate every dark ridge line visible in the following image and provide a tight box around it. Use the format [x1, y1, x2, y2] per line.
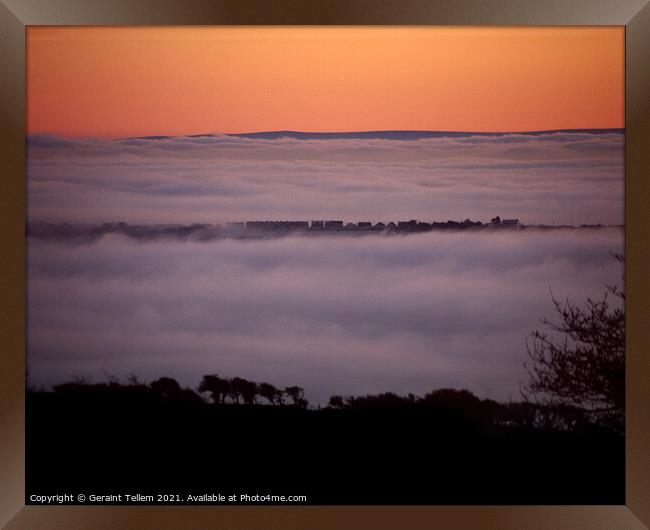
[120, 128, 624, 141]
[227, 128, 625, 140]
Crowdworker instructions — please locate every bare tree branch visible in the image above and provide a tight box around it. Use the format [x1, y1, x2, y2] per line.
[522, 254, 624, 429]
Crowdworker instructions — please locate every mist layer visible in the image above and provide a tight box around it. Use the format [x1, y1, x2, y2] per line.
[27, 229, 624, 403]
[27, 130, 624, 226]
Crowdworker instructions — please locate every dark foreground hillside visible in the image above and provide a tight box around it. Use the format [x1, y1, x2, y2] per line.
[26, 386, 624, 505]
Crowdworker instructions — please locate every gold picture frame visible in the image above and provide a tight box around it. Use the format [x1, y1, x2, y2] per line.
[1, 1, 649, 528]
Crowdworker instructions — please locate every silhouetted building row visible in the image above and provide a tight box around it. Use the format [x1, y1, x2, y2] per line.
[487, 216, 520, 228]
[26, 217, 527, 244]
[233, 218, 512, 233]
[246, 221, 309, 231]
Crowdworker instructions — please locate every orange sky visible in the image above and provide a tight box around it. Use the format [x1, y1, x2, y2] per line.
[27, 26, 624, 137]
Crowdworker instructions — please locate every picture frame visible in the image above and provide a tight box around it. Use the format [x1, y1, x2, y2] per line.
[1, 1, 648, 528]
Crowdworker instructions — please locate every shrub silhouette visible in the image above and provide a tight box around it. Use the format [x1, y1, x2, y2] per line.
[338, 392, 410, 411]
[41, 364, 621, 434]
[150, 377, 181, 398]
[524, 254, 624, 429]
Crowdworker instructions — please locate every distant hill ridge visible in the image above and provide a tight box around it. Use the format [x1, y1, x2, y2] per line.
[127, 128, 624, 141]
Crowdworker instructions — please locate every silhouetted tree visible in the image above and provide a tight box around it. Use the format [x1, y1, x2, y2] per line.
[198, 374, 230, 404]
[258, 382, 282, 405]
[228, 377, 257, 404]
[421, 388, 488, 424]
[284, 386, 307, 408]
[423, 388, 479, 404]
[523, 254, 624, 426]
[229, 377, 243, 404]
[328, 395, 345, 409]
[240, 379, 258, 405]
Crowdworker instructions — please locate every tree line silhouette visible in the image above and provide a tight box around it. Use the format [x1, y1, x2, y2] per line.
[52, 373, 310, 407]
[46, 372, 621, 434]
[198, 374, 307, 407]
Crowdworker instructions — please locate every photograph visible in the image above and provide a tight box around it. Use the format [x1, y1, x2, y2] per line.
[25, 26, 625, 505]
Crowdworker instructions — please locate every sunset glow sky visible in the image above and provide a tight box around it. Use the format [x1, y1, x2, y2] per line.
[27, 26, 624, 137]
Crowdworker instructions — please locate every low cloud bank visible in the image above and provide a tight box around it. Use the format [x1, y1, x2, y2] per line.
[27, 229, 624, 404]
[27, 131, 624, 225]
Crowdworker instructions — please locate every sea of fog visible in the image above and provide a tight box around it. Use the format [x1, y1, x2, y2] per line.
[27, 229, 624, 404]
[26, 130, 624, 225]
